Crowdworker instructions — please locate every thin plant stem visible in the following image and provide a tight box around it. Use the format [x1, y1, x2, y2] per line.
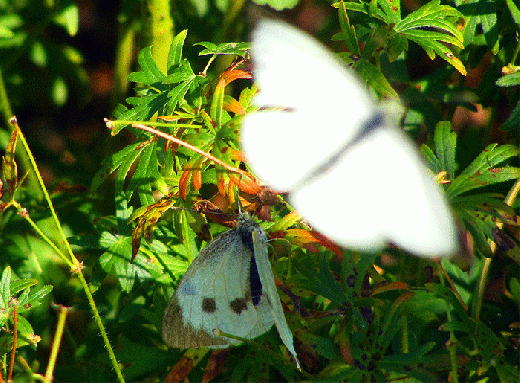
[0, 72, 41, 198]
[9, 117, 125, 383]
[437, 262, 459, 383]
[8, 300, 18, 382]
[45, 305, 69, 381]
[127, 121, 250, 177]
[475, 177, 520, 321]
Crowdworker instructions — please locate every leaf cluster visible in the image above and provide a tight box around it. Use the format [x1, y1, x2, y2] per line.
[0, 0, 519, 382]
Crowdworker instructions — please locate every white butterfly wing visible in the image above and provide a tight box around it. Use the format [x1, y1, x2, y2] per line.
[291, 127, 458, 257]
[242, 19, 376, 190]
[162, 229, 274, 348]
[242, 19, 458, 257]
[252, 226, 300, 368]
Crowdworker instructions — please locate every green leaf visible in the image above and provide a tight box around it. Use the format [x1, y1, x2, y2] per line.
[99, 231, 164, 293]
[90, 142, 143, 194]
[115, 141, 150, 197]
[196, 42, 249, 57]
[356, 60, 399, 99]
[394, 0, 465, 74]
[294, 254, 347, 305]
[506, 0, 520, 24]
[456, 0, 499, 51]
[496, 71, 520, 87]
[433, 121, 457, 179]
[10, 278, 39, 296]
[167, 30, 188, 72]
[128, 46, 166, 85]
[0, 267, 12, 313]
[447, 144, 520, 198]
[252, 0, 300, 11]
[297, 331, 343, 361]
[500, 101, 520, 131]
[115, 337, 171, 380]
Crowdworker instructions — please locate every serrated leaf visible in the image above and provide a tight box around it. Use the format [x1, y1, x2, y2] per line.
[10, 278, 39, 296]
[196, 42, 249, 56]
[115, 141, 150, 197]
[128, 46, 166, 85]
[167, 30, 187, 72]
[394, 0, 465, 74]
[433, 121, 457, 179]
[448, 168, 520, 198]
[90, 142, 143, 193]
[356, 60, 398, 99]
[126, 140, 157, 201]
[0, 267, 11, 311]
[460, 144, 519, 177]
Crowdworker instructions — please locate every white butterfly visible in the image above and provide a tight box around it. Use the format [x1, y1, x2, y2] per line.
[162, 216, 299, 368]
[241, 19, 458, 258]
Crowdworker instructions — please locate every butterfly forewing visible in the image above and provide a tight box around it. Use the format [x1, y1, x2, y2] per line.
[242, 19, 376, 191]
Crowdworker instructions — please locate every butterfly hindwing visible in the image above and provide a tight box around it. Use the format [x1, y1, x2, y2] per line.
[291, 127, 457, 257]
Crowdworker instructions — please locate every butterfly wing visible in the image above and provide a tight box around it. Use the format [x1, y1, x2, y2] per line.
[290, 127, 458, 257]
[252, 226, 300, 368]
[242, 19, 376, 190]
[162, 229, 274, 348]
[242, 19, 458, 257]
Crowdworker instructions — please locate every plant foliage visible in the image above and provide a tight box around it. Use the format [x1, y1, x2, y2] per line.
[0, 0, 519, 382]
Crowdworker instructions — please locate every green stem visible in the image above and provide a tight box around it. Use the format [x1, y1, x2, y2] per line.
[437, 262, 459, 383]
[11, 119, 125, 383]
[45, 305, 68, 381]
[0, 72, 42, 199]
[475, 178, 520, 320]
[146, 0, 174, 75]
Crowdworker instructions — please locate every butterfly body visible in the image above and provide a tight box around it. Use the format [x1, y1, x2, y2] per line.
[241, 19, 458, 258]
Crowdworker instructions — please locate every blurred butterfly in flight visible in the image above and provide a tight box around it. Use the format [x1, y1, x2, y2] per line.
[241, 19, 458, 258]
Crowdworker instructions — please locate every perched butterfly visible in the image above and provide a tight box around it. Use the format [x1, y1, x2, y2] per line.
[241, 19, 458, 258]
[162, 216, 299, 368]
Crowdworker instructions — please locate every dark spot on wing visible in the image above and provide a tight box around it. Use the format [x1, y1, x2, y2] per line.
[202, 297, 217, 313]
[229, 298, 248, 314]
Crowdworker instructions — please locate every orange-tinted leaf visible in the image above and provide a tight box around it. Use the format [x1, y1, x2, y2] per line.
[286, 229, 342, 256]
[229, 148, 247, 162]
[202, 350, 228, 383]
[216, 174, 226, 196]
[179, 169, 191, 200]
[193, 167, 202, 190]
[164, 356, 194, 383]
[221, 68, 251, 86]
[224, 97, 246, 115]
[228, 173, 260, 195]
[2, 124, 20, 193]
[193, 200, 237, 228]
[131, 195, 175, 261]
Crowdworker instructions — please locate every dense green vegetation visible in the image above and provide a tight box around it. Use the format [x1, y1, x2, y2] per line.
[1, 0, 519, 381]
